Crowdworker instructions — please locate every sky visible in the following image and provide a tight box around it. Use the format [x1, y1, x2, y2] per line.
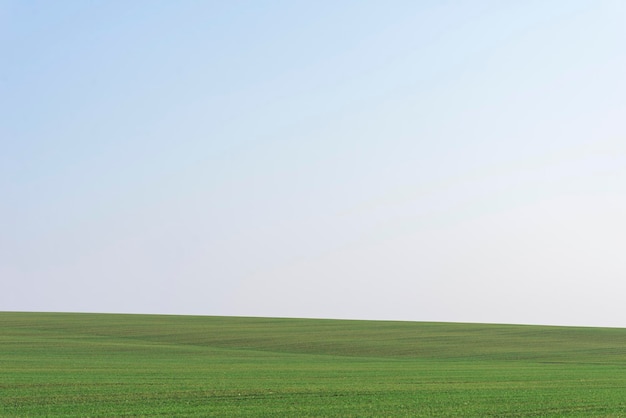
[2, 0, 626, 327]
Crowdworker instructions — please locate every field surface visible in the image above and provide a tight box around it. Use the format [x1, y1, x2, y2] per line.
[1, 312, 626, 416]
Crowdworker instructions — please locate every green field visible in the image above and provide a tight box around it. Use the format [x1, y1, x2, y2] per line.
[2, 312, 626, 416]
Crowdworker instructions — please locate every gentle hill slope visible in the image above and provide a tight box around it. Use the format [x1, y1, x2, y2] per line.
[3, 312, 626, 416]
[4, 312, 626, 362]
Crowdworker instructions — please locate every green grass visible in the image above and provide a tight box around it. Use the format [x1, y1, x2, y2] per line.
[1, 312, 626, 416]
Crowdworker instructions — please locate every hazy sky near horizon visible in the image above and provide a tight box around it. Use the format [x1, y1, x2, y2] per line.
[3, 1, 626, 327]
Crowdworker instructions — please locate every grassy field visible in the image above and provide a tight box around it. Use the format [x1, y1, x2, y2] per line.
[1, 312, 626, 416]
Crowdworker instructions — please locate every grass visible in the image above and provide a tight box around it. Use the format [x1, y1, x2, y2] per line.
[1, 312, 626, 416]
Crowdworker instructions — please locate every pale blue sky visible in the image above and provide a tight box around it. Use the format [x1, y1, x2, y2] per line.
[3, 1, 626, 326]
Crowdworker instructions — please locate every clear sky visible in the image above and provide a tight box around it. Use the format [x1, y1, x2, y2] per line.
[3, 0, 626, 327]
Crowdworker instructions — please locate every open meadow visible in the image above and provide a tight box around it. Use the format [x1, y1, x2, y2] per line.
[1, 312, 626, 416]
